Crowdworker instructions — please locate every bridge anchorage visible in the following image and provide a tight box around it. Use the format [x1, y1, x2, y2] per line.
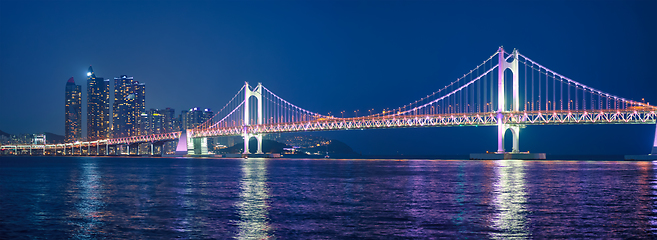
[2, 46, 656, 159]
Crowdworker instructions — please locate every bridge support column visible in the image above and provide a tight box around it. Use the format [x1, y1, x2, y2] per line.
[189, 137, 208, 155]
[242, 134, 264, 154]
[175, 129, 190, 155]
[497, 124, 520, 153]
[256, 134, 263, 154]
[201, 138, 208, 155]
[243, 134, 250, 154]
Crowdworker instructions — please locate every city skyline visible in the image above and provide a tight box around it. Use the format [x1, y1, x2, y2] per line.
[1, 0, 655, 155]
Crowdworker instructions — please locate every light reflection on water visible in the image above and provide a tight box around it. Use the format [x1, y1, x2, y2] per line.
[236, 158, 272, 240]
[490, 160, 529, 239]
[71, 160, 105, 239]
[649, 161, 657, 233]
[0, 157, 656, 239]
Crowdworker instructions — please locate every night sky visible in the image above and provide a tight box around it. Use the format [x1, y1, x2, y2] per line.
[1, 0, 655, 155]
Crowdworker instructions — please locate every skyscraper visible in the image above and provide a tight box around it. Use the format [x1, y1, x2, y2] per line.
[179, 108, 214, 130]
[160, 108, 176, 133]
[113, 75, 146, 138]
[139, 108, 176, 135]
[134, 81, 145, 135]
[65, 77, 81, 143]
[86, 66, 110, 141]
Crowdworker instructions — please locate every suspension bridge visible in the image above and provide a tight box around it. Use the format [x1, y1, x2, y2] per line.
[3, 47, 656, 159]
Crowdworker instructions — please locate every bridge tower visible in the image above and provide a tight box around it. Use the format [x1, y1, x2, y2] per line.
[497, 47, 521, 153]
[243, 82, 264, 154]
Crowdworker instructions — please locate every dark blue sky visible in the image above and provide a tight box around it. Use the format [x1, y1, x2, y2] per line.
[1, 0, 655, 155]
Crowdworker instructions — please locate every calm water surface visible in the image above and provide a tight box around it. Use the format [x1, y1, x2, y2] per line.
[1, 156, 655, 239]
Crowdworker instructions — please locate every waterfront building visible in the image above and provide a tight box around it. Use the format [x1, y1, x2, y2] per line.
[113, 75, 146, 138]
[138, 108, 178, 154]
[86, 66, 110, 141]
[64, 77, 81, 142]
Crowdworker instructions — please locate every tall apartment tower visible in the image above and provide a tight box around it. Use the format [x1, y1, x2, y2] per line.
[113, 75, 146, 138]
[180, 108, 213, 130]
[65, 77, 82, 143]
[86, 66, 110, 141]
[134, 81, 145, 135]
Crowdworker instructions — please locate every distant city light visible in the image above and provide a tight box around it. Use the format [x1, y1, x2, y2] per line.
[87, 72, 91, 76]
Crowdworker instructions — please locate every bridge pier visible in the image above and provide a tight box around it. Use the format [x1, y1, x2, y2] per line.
[497, 124, 520, 153]
[176, 130, 208, 155]
[188, 137, 208, 155]
[243, 134, 264, 155]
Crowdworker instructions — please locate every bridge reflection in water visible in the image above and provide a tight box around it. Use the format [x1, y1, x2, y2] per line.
[1, 157, 656, 238]
[490, 160, 529, 239]
[236, 158, 272, 239]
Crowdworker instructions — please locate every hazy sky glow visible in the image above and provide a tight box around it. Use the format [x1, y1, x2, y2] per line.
[1, 0, 655, 155]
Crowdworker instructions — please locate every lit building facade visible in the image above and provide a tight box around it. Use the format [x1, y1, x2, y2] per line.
[137, 108, 178, 154]
[160, 108, 177, 133]
[113, 75, 146, 138]
[86, 66, 110, 141]
[65, 77, 82, 142]
[140, 108, 177, 135]
[179, 108, 213, 130]
[140, 109, 163, 135]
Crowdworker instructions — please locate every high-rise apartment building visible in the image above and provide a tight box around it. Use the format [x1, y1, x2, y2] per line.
[160, 108, 177, 133]
[140, 109, 163, 135]
[139, 108, 177, 135]
[113, 75, 146, 138]
[86, 66, 110, 141]
[65, 77, 82, 143]
[137, 108, 178, 154]
[179, 108, 213, 130]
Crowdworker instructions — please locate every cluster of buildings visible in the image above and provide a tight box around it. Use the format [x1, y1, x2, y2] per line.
[64, 66, 214, 153]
